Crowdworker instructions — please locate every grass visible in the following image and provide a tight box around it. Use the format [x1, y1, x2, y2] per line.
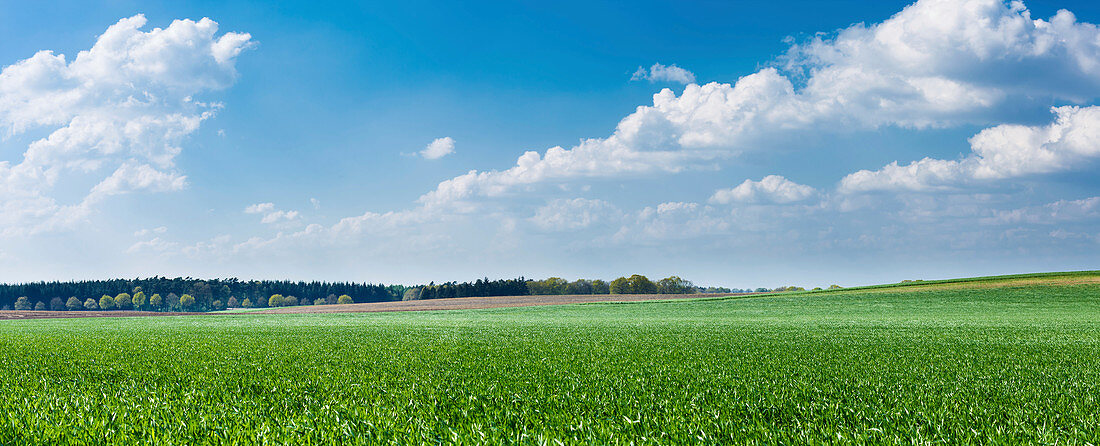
[1, 273, 1099, 444]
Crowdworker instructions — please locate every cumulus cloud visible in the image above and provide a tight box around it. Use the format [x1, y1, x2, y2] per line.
[986, 196, 1100, 224]
[418, 0, 1100, 207]
[244, 202, 275, 214]
[244, 202, 299, 224]
[126, 237, 179, 254]
[419, 137, 455, 160]
[260, 210, 300, 224]
[841, 106, 1100, 192]
[632, 63, 696, 84]
[0, 14, 252, 236]
[531, 198, 619, 230]
[133, 226, 167, 237]
[611, 202, 732, 242]
[710, 175, 817, 204]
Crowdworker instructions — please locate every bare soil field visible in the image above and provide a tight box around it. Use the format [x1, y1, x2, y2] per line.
[255, 293, 746, 314]
[0, 310, 207, 320]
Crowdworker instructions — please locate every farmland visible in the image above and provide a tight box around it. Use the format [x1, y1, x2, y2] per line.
[1, 272, 1099, 444]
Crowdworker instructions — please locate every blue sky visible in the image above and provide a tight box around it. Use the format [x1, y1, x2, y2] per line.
[3, 0, 1100, 288]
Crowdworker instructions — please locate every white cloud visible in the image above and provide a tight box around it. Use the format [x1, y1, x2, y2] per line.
[0, 14, 252, 236]
[612, 202, 731, 242]
[632, 63, 697, 84]
[260, 210, 300, 224]
[126, 237, 178, 254]
[87, 162, 188, 201]
[419, 136, 455, 160]
[710, 175, 817, 204]
[310, 198, 321, 209]
[531, 198, 619, 230]
[986, 196, 1100, 224]
[244, 202, 300, 224]
[133, 226, 168, 237]
[244, 202, 275, 214]
[840, 106, 1100, 192]
[419, 0, 1100, 208]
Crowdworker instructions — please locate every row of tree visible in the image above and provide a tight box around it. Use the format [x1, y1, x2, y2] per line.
[11, 291, 367, 312]
[0, 278, 407, 312]
[402, 278, 530, 301]
[1, 275, 793, 311]
[14, 292, 200, 312]
[267, 294, 354, 307]
[403, 275, 725, 300]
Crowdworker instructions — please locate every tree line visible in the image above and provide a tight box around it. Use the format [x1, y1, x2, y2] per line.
[402, 275, 764, 300]
[0, 277, 405, 312]
[1, 275, 787, 311]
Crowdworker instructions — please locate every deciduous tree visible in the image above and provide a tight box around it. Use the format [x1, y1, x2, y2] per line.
[132, 291, 146, 310]
[114, 293, 132, 310]
[269, 294, 284, 307]
[627, 275, 657, 294]
[609, 277, 630, 294]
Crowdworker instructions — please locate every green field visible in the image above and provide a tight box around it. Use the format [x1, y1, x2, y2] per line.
[2, 273, 1100, 444]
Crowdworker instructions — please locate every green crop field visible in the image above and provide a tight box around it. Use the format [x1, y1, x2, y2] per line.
[2, 272, 1100, 444]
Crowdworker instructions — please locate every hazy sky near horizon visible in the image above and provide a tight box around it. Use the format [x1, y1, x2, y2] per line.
[3, 0, 1100, 288]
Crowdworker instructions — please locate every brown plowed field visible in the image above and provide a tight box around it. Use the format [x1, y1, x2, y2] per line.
[255, 293, 748, 314]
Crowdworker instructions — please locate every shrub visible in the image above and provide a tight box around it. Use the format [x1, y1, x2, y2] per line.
[227, 297, 239, 308]
[83, 298, 98, 311]
[99, 295, 116, 310]
[337, 295, 354, 305]
[314, 298, 325, 305]
[241, 298, 253, 308]
[284, 296, 299, 306]
[34, 301, 46, 311]
[66, 297, 82, 311]
[402, 288, 422, 301]
[325, 294, 338, 305]
[13, 297, 31, 310]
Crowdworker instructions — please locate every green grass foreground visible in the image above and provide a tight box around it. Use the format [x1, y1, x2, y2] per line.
[2, 273, 1100, 444]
